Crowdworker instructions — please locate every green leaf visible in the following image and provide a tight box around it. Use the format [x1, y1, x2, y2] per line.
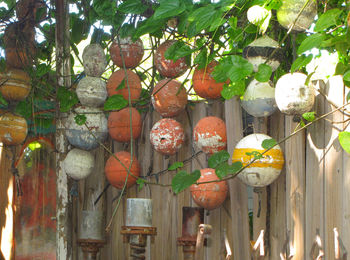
[228, 56, 253, 82]
[208, 150, 230, 168]
[212, 61, 231, 82]
[215, 161, 243, 179]
[57, 87, 79, 112]
[136, 178, 145, 191]
[116, 79, 125, 90]
[15, 101, 32, 118]
[194, 48, 208, 68]
[0, 92, 8, 107]
[154, 0, 186, 19]
[188, 5, 217, 32]
[36, 63, 51, 77]
[302, 111, 316, 122]
[343, 70, 350, 82]
[314, 8, 342, 32]
[164, 41, 193, 61]
[246, 151, 263, 160]
[261, 138, 277, 150]
[347, 92, 350, 102]
[297, 33, 326, 55]
[255, 64, 272, 82]
[168, 161, 184, 171]
[339, 131, 350, 154]
[221, 81, 246, 99]
[118, 0, 148, 14]
[133, 16, 166, 40]
[172, 170, 201, 194]
[104, 95, 128, 111]
[291, 54, 313, 73]
[74, 114, 87, 126]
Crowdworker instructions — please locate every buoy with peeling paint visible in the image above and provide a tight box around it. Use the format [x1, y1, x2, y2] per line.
[108, 107, 142, 142]
[193, 116, 227, 154]
[150, 118, 185, 155]
[154, 40, 189, 78]
[0, 68, 31, 101]
[0, 111, 27, 145]
[243, 35, 283, 72]
[152, 79, 188, 117]
[104, 151, 140, 189]
[277, 0, 317, 32]
[65, 106, 108, 150]
[76, 76, 107, 107]
[63, 148, 95, 180]
[190, 168, 228, 210]
[110, 37, 144, 69]
[275, 72, 315, 115]
[232, 133, 284, 187]
[241, 79, 277, 117]
[106, 69, 142, 103]
[82, 44, 107, 77]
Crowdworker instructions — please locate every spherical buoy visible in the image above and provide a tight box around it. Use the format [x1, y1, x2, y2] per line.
[0, 68, 31, 101]
[108, 107, 142, 142]
[154, 40, 189, 78]
[190, 168, 228, 210]
[76, 76, 107, 107]
[110, 37, 144, 69]
[192, 60, 228, 99]
[105, 151, 140, 189]
[106, 69, 142, 103]
[0, 112, 27, 145]
[277, 0, 317, 32]
[63, 148, 95, 180]
[193, 116, 227, 154]
[243, 36, 283, 72]
[275, 72, 315, 115]
[65, 106, 108, 150]
[82, 44, 107, 77]
[241, 79, 277, 117]
[152, 79, 187, 117]
[232, 133, 284, 187]
[150, 118, 185, 155]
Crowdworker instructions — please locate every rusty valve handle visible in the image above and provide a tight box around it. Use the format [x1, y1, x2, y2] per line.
[194, 224, 212, 260]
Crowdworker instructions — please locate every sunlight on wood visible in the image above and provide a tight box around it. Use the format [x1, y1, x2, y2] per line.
[253, 230, 265, 256]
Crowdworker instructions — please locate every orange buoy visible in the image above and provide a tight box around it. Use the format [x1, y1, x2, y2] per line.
[154, 40, 189, 78]
[0, 111, 28, 145]
[190, 168, 228, 210]
[110, 37, 144, 69]
[192, 60, 228, 99]
[105, 151, 140, 189]
[0, 68, 31, 101]
[108, 107, 142, 142]
[150, 118, 185, 155]
[106, 69, 142, 103]
[193, 116, 227, 154]
[152, 79, 187, 117]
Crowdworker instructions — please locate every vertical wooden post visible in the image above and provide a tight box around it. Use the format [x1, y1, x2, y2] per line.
[224, 97, 251, 260]
[55, 0, 71, 259]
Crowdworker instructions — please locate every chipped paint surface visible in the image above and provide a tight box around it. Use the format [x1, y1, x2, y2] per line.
[190, 168, 228, 210]
[104, 151, 140, 189]
[150, 118, 185, 155]
[63, 148, 95, 180]
[0, 112, 27, 145]
[110, 37, 144, 68]
[82, 44, 107, 77]
[106, 69, 142, 103]
[154, 40, 189, 78]
[248, 56, 281, 72]
[232, 133, 284, 187]
[76, 76, 107, 107]
[108, 107, 142, 142]
[275, 72, 315, 115]
[193, 116, 227, 154]
[65, 106, 108, 150]
[152, 79, 187, 117]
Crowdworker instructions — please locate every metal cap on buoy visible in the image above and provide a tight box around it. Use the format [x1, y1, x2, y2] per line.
[232, 133, 284, 187]
[63, 148, 95, 180]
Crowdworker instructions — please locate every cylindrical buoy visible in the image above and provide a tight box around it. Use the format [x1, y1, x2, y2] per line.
[82, 44, 107, 77]
[232, 133, 284, 187]
[275, 72, 315, 115]
[76, 76, 107, 107]
[152, 79, 188, 117]
[63, 148, 95, 180]
[241, 79, 277, 117]
[125, 198, 152, 227]
[154, 40, 189, 78]
[110, 37, 144, 69]
[193, 116, 227, 154]
[150, 118, 185, 155]
[79, 210, 104, 240]
[190, 168, 228, 210]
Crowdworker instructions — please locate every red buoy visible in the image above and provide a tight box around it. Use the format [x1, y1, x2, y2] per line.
[110, 37, 144, 69]
[105, 151, 140, 189]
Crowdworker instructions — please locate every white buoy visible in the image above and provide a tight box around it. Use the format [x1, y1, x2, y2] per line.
[63, 148, 95, 180]
[82, 44, 107, 77]
[76, 76, 107, 107]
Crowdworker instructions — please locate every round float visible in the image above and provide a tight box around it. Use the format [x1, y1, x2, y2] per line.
[0, 68, 31, 101]
[76, 76, 107, 107]
[63, 148, 95, 180]
[110, 37, 144, 69]
[82, 44, 107, 77]
[0, 112, 28, 145]
[232, 133, 284, 187]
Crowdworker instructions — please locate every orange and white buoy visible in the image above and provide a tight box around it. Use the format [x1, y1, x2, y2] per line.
[232, 133, 284, 187]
